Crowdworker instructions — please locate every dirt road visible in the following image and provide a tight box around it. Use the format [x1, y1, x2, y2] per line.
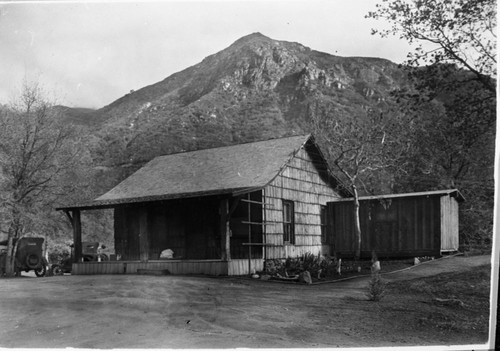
[0, 254, 491, 348]
[335, 253, 491, 289]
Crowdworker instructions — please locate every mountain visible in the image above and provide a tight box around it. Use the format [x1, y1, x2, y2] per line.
[80, 33, 410, 171]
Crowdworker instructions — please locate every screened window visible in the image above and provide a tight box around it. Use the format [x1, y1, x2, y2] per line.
[282, 200, 295, 244]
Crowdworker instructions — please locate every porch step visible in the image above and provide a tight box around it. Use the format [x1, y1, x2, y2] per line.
[136, 268, 171, 276]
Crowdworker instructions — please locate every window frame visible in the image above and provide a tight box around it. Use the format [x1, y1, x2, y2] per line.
[320, 205, 328, 244]
[282, 200, 295, 245]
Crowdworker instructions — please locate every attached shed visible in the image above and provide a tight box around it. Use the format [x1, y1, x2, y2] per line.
[327, 189, 464, 258]
[57, 134, 349, 275]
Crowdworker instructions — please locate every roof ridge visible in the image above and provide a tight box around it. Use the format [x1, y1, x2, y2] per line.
[153, 134, 310, 159]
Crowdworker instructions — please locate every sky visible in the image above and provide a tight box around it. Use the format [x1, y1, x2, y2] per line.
[0, 0, 415, 108]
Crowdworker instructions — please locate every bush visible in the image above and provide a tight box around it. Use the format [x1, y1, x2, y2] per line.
[264, 252, 339, 279]
[367, 271, 386, 301]
[264, 259, 284, 275]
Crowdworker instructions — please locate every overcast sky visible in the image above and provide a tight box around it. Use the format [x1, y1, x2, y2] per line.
[0, 0, 414, 108]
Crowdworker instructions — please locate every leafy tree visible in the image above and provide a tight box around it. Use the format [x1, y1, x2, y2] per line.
[368, 0, 496, 250]
[367, 0, 496, 92]
[0, 81, 81, 276]
[392, 67, 496, 249]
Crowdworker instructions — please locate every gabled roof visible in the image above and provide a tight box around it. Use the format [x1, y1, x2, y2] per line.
[330, 189, 465, 203]
[58, 134, 347, 210]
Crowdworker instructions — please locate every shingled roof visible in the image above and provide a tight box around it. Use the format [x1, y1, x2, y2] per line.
[58, 134, 345, 210]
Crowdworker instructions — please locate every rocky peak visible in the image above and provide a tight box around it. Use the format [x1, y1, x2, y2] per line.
[91, 33, 408, 150]
[229, 32, 272, 47]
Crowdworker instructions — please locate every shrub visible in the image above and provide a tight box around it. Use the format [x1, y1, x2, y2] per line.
[264, 252, 338, 279]
[264, 259, 284, 275]
[367, 271, 386, 301]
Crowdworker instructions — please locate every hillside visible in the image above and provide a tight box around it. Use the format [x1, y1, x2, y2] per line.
[79, 33, 409, 169]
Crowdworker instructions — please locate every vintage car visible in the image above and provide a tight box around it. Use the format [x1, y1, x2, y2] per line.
[51, 242, 108, 275]
[0, 237, 48, 277]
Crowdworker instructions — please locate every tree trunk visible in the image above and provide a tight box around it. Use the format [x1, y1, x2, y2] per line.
[5, 213, 22, 276]
[5, 236, 15, 276]
[352, 185, 362, 261]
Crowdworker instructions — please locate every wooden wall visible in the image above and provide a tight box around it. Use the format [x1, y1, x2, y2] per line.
[72, 260, 228, 275]
[328, 195, 455, 258]
[263, 146, 342, 259]
[440, 196, 460, 252]
[71, 259, 263, 276]
[228, 259, 264, 275]
[114, 197, 221, 261]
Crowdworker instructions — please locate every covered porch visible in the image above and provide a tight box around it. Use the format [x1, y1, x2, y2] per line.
[59, 191, 266, 276]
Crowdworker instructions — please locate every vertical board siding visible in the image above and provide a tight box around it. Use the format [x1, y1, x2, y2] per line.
[329, 195, 451, 258]
[263, 146, 342, 260]
[228, 259, 264, 275]
[72, 262, 126, 275]
[440, 196, 460, 251]
[71, 260, 265, 276]
[72, 260, 229, 275]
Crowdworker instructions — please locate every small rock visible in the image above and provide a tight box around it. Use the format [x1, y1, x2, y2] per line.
[298, 271, 312, 284]
[260, 274, 271, 280]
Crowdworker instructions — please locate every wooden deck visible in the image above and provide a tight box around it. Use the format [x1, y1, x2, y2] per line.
[71, 258, 264, 276]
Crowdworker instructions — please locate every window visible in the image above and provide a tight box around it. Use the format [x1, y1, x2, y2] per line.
[320, 205, 327, 244]
[282, 200, 295, 244]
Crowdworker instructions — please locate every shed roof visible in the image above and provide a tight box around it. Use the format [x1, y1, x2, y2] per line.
[58, 134, 346, 210]
[330, 189, 465, 203]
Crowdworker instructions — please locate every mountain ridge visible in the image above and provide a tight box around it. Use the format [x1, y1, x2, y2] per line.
[52, 33, 417, 191]
[66, 33, 406, 128]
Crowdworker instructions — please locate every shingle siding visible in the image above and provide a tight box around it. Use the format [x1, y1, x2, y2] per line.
[263, 147, 343, 259]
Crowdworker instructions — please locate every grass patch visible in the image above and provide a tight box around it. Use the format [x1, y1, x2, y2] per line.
[388, 264, 490, 335]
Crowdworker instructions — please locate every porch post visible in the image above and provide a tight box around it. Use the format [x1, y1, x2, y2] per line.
[72, 209, 82, 263]
[139, 207, 149, 262]
[220, 199, 231, 261]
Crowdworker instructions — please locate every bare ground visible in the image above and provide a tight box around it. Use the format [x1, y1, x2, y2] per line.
[0, 254, 491, 349]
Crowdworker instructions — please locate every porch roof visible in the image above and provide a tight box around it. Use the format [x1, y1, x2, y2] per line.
[58, 134, 343, 210]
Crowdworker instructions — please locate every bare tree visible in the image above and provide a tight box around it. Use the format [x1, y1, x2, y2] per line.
[314, 110, 411, 260]
[0, 81, 80, 276]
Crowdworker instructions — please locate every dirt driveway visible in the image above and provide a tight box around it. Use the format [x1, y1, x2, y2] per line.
[0, 254, 492, 349]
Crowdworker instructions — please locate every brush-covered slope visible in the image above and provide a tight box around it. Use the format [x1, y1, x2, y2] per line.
[89, 33, 408, 170]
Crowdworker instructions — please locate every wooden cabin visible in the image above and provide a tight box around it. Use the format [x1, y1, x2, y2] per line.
[57, 134, 349, 275]
[327, 189, 465, 258]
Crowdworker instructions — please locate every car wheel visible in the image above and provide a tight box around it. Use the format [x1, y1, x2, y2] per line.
[25, 254, 40, 269]
[51, 265, 64, 276]
[34, 265, 46, 277]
